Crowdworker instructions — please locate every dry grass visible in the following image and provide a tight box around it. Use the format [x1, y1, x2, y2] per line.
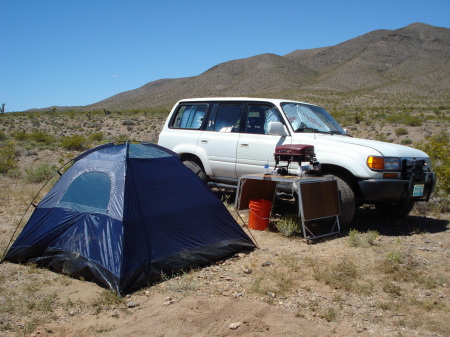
[0, 109, 448, 336]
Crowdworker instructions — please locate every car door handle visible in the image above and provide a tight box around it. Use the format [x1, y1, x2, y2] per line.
[240, 143, 249, 147]
[200, 139, 208, 144]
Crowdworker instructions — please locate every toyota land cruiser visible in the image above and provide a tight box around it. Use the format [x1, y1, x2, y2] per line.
[158, 97, 436, 226]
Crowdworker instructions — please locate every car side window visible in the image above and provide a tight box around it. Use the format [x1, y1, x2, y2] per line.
[246, 104, 283, 134]
[171, 104, 208, 129]
[207, 104, 243, 132]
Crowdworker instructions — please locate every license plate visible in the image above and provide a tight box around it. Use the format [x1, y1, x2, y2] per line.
[412, 184, 424, 197]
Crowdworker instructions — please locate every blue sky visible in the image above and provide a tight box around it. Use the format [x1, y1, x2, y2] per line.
[1, 0, 449, 112]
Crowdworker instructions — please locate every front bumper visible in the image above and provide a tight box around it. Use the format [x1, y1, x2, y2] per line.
[359, 172, 436, 203]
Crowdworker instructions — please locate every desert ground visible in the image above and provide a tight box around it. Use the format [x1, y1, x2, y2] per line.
[0, 109, 449, 336]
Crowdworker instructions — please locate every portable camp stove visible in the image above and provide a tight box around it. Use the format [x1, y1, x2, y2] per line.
[274, 144, 321, 176]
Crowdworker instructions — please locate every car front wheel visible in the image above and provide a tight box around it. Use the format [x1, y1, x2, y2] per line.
[330, 173, 356, 228]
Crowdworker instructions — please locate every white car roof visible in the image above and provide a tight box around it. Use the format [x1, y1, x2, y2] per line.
[176, 97, 315, 106]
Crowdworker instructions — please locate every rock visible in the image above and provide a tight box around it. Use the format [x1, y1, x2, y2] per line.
[243, 268, 253, 274]
[262, 261, 273, 267]
[127, 301, 138, 308]
[228, 322, 242, 330]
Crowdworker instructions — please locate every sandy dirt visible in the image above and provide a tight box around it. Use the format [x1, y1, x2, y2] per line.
[1, 183, 449, 337]
[0, 113, 449, 337]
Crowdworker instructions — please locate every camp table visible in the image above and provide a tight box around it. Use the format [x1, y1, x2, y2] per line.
[236, 174, 341, 240]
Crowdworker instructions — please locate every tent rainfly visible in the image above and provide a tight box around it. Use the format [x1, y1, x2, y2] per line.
[4, 142, 255, 293]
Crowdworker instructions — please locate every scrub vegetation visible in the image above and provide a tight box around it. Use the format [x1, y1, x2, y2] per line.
[0, 105, 448, 336]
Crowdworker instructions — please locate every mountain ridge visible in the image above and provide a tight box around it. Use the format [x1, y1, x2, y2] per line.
[35, 22, 450, 112]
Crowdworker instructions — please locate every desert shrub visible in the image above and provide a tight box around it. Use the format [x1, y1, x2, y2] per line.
[12, 130, 29, 141]
[0, 142, 19, 174]
[274, 214, 302, 236]
[89, 132, 104, 142]
[404, 116, 422, 126]
[61, 135, 88, 150]
[374, 134, 388, 142]
[25, 163, 57, 183]
[400, 139, 413, 145]
[313, 257, 370, 293]
[320, 307, 337, 322]
[114, 134, 128, 142]
[386, 114, 422, 126]
[7, 168, 23, 179]
[416, 132, 450, 196]
[379, 251, 420, 282]
[0, 130, 6, 141]
[30, 130, 55, 144]
[395, 127, 408, 136]
[348, 229, 379, 247]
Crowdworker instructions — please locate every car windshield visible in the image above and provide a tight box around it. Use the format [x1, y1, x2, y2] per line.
[281, 102, 345, 134]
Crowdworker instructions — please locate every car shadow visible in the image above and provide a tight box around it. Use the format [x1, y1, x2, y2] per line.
[349, 207, 449, 236]
[213, 188, 449, 239]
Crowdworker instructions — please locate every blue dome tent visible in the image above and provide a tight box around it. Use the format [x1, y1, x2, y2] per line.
[4, 142, 255, 293]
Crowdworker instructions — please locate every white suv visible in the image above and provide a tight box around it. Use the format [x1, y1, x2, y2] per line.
[158, 97, 436, 226]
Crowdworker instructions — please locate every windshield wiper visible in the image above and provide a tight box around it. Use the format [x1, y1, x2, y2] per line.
[295, 124, 320, 133]
[295, 127, 342, 135]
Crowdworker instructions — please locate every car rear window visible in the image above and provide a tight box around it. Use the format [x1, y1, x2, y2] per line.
[171, 104, 208, 129]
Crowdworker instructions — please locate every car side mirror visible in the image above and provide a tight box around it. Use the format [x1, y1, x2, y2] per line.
[268, 122, 288, 136]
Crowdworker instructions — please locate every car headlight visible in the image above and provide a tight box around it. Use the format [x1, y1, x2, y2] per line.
[367, 156, 401, 171]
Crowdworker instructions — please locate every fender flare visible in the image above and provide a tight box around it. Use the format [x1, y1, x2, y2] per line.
[171, 144, 213, 176]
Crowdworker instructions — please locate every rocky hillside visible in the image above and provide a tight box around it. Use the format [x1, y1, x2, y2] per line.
[54, 23, 450, 112]
[285, 23, 450, 95]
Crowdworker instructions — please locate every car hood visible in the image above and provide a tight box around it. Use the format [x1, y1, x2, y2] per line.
[311, 134, 429, 158]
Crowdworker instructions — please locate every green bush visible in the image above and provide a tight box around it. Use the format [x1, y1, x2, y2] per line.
[89, 132, 104, 142]
[30, 130, 55, 144]
[274, 214, 302, 236]
[61, 135, 88, 150]
[348, 229, 379, 247]
[400, 138, 412, 145]
[114, 134, 128, 142]
[6, 168, 23, 179]
[0, 131, 6, 141]
[416, 132, 450, 196]
[386, 114, 422, 126]
[25, 163, 57, 183]
[395, 128, 408, 136]
[404, 116, 422, 126]
[0, 142, 18, 174]
[12, 131, 29, 141]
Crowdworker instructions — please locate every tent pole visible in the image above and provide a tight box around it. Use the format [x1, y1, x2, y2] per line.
[1, 158, 75, 262]
[208, 181, 259, 248]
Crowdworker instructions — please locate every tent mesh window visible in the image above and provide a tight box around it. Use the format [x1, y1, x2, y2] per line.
[59, 172, 111, 213]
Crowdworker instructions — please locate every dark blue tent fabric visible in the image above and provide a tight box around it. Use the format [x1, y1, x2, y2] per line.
[5, 142, 255, 293]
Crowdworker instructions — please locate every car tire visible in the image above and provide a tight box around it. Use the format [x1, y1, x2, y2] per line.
[375, 200, 414, 219]
[183, 160, 208, 183]
[331, 173, 356, 228]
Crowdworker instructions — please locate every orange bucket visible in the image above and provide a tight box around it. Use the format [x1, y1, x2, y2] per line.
[248, 199, 272, 230]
